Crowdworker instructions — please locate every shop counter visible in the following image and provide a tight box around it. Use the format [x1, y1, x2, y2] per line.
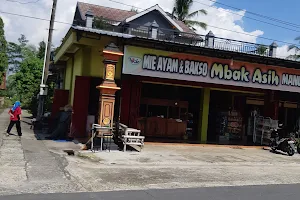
[138, 117, 187, 138]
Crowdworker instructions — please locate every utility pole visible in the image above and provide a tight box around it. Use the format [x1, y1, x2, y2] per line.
[37, 0, 57, 121]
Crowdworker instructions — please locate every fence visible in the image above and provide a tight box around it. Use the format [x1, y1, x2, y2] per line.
[75, 17, 280, 58]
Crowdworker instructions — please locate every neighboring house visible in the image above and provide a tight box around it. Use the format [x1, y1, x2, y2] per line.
[74, 2, 194, 33]
[53, 1, 300, 145]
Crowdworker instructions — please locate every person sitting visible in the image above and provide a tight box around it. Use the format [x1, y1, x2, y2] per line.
[46, 105, 72, 140]
[46, 107, 65, 135]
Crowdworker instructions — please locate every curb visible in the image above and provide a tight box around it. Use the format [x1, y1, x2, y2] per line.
[145, 142, 267, 149]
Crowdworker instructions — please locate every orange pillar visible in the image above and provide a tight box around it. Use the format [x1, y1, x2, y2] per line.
[96, 43, 123, 127]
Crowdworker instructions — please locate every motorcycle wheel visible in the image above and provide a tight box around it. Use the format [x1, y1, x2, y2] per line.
[297, 146, 300, 154]
[287, 146, 295, 156]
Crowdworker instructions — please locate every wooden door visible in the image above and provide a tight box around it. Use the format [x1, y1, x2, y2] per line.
[71, 76, 91, 138]
[129, 80, 142, 129]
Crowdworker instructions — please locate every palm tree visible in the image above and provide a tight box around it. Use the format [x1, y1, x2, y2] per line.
[172, 0, 207, 30]
[287, 36, 300, 61]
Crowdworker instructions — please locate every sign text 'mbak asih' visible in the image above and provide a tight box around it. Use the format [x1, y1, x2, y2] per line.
[141, 54, 300, 88]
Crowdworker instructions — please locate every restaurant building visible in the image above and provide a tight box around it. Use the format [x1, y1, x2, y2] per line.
[52, 2, 300, 145]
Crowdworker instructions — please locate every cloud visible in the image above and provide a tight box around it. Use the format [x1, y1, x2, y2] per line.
[276, 45, 290, 59]
[276, 44, 300, 59]
[188, 1, 264, 43]
[0, 0, 265, 48]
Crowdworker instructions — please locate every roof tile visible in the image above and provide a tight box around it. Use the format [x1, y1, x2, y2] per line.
[78, 2, 136, 22]
[77, 2, 195, 33]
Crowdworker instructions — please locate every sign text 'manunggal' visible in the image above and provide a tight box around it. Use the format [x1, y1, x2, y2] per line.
[141, 54, 289, 87]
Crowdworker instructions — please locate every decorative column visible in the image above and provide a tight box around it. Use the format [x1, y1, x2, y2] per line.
[97, 42, 123, 127]
[205, 31, 215, 48]
[269, 42, 278, 57]
[150, 20, 159, 39]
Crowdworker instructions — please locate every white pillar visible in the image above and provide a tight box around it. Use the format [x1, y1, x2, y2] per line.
[269, 42, 278, 57]
[85, 10, 94, 28]
[150, 20, 159, 39]
[205, 31, 215, 48]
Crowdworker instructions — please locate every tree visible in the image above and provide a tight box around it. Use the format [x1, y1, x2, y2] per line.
[18, 34, 29, 47]
[130, 7, 138, 13]
[6, 35, 55, 116]
[93, 17, 114, 31]
[172, 0, 207, 30]
[256, 45, 268, 55]
[7, 42, 22, 73]
[7, 35, 29, 73]
[7, 40, 43, 114]
[0, 17, 8, 83]
[287, 37, 300, 61]
[37, 41, 46, 60]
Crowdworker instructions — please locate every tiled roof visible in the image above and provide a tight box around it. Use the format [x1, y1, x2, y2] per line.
[77, 2, 136, 22]
[173, 19, 194, 33]
[77, 2, 195, 33]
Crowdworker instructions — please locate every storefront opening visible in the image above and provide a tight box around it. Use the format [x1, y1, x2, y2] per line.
[208, 90, 264, 145]
[138, 83, 202, 142]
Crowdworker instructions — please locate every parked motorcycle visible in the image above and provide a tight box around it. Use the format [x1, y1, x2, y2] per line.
[289, 131, 300, 154]
[270, 124, 296, 156]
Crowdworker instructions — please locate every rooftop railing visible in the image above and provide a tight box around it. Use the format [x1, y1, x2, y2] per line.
[76, 17, 283, 59]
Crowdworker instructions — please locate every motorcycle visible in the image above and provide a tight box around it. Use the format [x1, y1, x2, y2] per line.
[270, 124, 296, 156]
[289, 131, 300, 154]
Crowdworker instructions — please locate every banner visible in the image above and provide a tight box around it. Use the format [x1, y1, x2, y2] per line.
[123, 45, 300, 92]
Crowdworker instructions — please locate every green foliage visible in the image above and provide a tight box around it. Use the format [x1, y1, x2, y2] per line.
[5, 34, 57, 116]
[18, 34, 29, 47]
[6, 35, 51, 116]
[288, 37, 300, 61]
[7, 35, 29, 73]
[256, 45, 268, 55]
[0, 17, 8, 83]
[172, 0, 207, 30]
[130, 7, 138, 13]
[93, 17, 114, 31]
[0, 97, 12, 109]
[9, 49, 43, 109]
[37, 41, 46, 60]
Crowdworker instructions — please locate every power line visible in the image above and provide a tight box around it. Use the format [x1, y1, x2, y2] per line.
[108, 0, 300, 32]
[0, 1, 299, 47]
[193, 0, 300, 33]
[105, 0, 299, 46]
[0, 10, 71, 25]
[107, 0, 142, 11]
[205, 0, 300, 29]
[5, 0, 41, 4]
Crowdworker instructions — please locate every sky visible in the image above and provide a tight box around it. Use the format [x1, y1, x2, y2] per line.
[0, 0, 300, 59]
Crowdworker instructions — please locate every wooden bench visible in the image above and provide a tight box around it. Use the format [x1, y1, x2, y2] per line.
[119, 123, 145, 152]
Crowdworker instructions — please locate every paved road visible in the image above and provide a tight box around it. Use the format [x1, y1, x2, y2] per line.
[2, 109, 300, 196]
[2, 184, 300, 200]
[0, 109, 84, 195]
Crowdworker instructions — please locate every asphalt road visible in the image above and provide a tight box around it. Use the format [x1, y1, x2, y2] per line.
[2, 184, 300, 200]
